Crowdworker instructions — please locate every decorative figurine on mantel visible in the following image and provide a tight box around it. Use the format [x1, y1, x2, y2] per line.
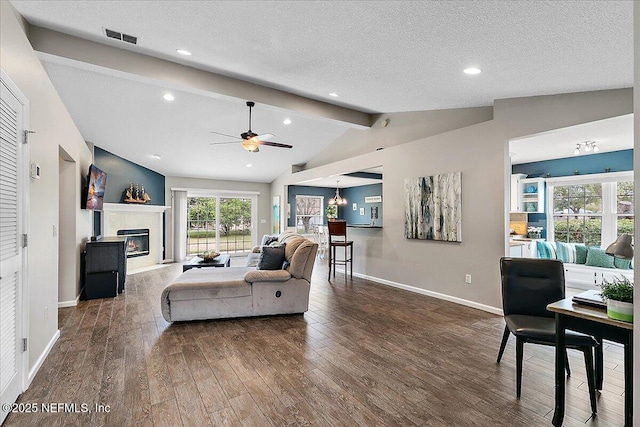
[122, 182, 152, 204]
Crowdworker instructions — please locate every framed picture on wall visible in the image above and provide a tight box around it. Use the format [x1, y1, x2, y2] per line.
[272, 196, 281, 234]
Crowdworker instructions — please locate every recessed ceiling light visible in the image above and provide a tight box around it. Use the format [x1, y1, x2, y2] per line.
[176, 49, 192, 56]
[283, 118, 292, 125]
[163, 93, 175, 101]
[329, 92, 339, 97]
[463, 67, 482, 75]
[246, 163, 253, 168]
[152, 154, 162, 159]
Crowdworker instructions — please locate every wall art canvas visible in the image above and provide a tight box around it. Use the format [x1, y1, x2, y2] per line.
[272, 196, 281, 234]
[404, 172, 462, 242]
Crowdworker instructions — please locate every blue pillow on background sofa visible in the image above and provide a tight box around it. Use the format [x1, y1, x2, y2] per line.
[574, 244, 588, 264]
[536, 241, 556, 259]
[613, 257, 633, 270]
[555, 242, 576, 263]
[585, 247, 615, 269]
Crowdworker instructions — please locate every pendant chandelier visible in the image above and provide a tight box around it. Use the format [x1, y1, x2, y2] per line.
[328, 180, 347, 206]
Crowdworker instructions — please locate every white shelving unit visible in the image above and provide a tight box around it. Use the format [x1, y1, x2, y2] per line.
[519, 178, 545, 213]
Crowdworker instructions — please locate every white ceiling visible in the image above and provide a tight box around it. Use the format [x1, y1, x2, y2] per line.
[10, 1, 634, 181]
[510, 114, 633, 165]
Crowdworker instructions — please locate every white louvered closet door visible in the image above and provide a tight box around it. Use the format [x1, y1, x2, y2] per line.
[0, 72, 25, 424]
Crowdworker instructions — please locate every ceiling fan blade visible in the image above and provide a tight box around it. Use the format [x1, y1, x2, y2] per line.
[211, 131, 240, 139]
[259, 140, 293, 149]
[210, 141, 240, 145]
[255, 133, 274, 141]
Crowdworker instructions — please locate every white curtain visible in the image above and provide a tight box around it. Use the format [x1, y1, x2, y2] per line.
[172, 190, 188, 262]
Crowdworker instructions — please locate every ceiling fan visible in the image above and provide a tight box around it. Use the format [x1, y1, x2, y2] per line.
[210, 101, 293, 152]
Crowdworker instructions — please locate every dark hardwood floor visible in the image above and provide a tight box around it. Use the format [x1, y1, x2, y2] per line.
[4, 259, 626, 426]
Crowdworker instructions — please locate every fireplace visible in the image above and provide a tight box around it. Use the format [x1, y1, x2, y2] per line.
[117, 228, 150, 258]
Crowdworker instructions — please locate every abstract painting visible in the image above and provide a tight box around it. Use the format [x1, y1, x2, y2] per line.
[272, 196, 281, 234]
[404, 172, 461, 242]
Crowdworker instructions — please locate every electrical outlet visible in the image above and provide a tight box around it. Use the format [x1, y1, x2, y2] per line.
[44, 306, 48, 320]
[53, 225, 57, 237]
[465, 274, 472, 284]
[260, 219, 267, 224]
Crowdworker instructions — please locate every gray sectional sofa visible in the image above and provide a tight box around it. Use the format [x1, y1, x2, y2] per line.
[161, 232, 318, 322]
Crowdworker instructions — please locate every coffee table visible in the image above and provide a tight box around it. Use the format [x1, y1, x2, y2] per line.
[182, 254, 231, 271]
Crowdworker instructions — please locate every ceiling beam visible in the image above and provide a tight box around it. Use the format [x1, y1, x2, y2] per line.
[28, 25, 373, 128]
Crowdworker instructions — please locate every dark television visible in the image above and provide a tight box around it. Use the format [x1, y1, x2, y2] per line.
[85, 164, 107, 211]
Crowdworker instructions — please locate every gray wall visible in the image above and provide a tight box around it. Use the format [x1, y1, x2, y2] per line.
[1, 2, 93, 371]
[273, 89, 633, 314]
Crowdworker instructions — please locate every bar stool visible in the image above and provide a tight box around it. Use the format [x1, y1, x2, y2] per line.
[327, 220, 353, 280]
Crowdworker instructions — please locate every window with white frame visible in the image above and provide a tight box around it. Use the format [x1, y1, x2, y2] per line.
[295, 195, 323, 234]
[547, 172, 633, 247]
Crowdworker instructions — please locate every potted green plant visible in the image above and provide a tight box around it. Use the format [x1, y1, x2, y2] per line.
[598, 276, 634, 322]
[325, 205, 337, 221]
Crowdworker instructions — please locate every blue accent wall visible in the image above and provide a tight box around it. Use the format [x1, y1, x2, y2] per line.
[512, 149, 633, 239]
[341, 184, 383, 225]
[94, 147, 165, 206]
[512, 149, 632, 178]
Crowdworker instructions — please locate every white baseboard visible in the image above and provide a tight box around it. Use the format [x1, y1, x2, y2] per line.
[26, 329, 60, 387]
[342, 269, 504, 316]
[58, 295, 79, 308]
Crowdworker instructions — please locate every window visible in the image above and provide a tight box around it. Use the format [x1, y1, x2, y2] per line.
[548, 172, 633, 247]
[186, 194, 255, 255]
[552, 183, 602, 246]
[295, 195, 323, 234]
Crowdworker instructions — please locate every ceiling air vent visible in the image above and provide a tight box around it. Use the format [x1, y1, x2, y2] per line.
[104, 28, 138, 45]
[105, 28, 121, 40]
[122, 34, 137, 45]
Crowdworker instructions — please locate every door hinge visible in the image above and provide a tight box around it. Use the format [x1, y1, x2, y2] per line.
[22, 338, 27, 352]
[23, 130, 35, 144]
[22, 233, 27, 248]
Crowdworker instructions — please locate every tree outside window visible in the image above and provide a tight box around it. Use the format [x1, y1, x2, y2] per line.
[296, 196, 323, 233]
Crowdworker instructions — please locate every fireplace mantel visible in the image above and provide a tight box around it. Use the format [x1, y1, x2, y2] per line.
[102, 203, 170, 213]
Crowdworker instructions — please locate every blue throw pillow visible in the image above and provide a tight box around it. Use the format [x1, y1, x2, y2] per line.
[574, 244, 588, 264]
[536, 241, 556, 259]
[613, 257, 632, 270]
[585, 248, 615, 269]
[555, 242, 576, 263]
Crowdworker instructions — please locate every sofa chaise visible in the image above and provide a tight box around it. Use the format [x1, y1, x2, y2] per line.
[161, 232, 317, 322]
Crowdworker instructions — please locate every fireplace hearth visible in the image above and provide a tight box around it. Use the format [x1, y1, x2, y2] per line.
[117, 228, 150, 258]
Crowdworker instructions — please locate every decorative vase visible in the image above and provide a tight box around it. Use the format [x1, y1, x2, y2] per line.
[606, 300, 633, 322]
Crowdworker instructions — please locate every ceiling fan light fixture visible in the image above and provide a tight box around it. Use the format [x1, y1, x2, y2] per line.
[242, 139, 259, 152]
[283, 118, 291, 125]
[163, 93, 175, 101]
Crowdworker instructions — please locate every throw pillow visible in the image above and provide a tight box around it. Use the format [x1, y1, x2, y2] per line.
[261, 234, 279, 246]
[555, 242, 576, 263]
[585, 248, 615, 269]
[574, 244, 588, 264]
[257, 244, 286, 270]
[613, 257, 632, 270]
[536, 241, 556, 259]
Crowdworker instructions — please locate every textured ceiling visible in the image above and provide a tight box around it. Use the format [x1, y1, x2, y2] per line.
[10, 0, 634, 180]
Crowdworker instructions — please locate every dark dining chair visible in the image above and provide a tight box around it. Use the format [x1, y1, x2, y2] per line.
[327, 220, 353, 280]
[497, 257, 598, 414]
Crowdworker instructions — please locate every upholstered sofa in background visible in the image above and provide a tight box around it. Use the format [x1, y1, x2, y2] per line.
[536, 241, 633, 290]
[161, 232, 318, 322]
